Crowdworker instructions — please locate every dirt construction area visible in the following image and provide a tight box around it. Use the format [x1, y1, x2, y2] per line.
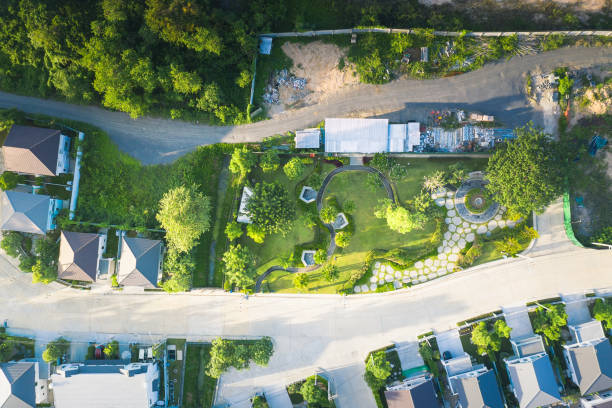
[265, 41, 360, 116]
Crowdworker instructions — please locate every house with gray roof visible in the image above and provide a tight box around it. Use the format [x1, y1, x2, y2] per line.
[0, 191, 61, 235]
[2, 125, 70, 176]
[0, 361, 36, 408]
[384, 374, 441, 408]
[117, 237, 162, 288]
[444, 353, 504, 408]
[504, 341, 561, 408]
[563, 320, 612, 396]
[58, 231, 106, 283]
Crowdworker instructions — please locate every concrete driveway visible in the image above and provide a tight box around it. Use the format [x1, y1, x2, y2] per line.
[0, 47, 610, 164]
[434, 329, 464, 358]
[502, 305, 534, 339]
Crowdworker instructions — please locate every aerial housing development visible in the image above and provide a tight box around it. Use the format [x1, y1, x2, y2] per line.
[0, 1, 610, 407]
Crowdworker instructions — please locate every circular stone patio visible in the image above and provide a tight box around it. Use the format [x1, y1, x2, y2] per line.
[454, 178, 500, 224]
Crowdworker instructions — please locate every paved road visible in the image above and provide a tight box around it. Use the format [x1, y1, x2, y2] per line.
[0, 47, 610, 164]
[1, 242, 611, 407]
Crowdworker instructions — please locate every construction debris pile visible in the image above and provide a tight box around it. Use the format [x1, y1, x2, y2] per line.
[416, 110, 515, 153]
[263, 69, 307, 104]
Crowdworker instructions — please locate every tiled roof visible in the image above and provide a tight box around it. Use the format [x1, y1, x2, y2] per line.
[0, 191, 50, 235]
[58, 231, 100, 282]
[118, 237, 161, 288]
[0, 362, 35, 408]
[2, 125, 61, 176]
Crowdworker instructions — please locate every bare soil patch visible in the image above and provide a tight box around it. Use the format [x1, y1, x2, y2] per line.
[266, 41, 360, 117]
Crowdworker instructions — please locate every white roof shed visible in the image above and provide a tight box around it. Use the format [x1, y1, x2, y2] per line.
[325, 118, 389, 153]
[295, 129, 321, 149]
[389, 124, 406, 153]
[407, 122, 421, 152]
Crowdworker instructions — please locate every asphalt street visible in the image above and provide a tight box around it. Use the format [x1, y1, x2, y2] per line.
[0, 47, 610, 164]
[1, 203, 610, 408]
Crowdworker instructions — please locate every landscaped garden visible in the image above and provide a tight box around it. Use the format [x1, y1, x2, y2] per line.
[254, 154, 536, 295]
[183, 343, 217, 408]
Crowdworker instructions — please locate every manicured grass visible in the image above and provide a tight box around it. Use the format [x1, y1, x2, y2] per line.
[393, 158, 488, 205]
[183, 343, 216, 408]
[0, 329, 35, 362]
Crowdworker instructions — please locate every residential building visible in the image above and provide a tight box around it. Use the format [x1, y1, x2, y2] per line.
[117, 237, 162, 288]
[0, 190, 61, 234]
[504, 335, 561, 408]
[2, 125, 70, 176]
[0, 361, 36, 408]
[294, 129, 321, 149]
[58, 231, 107, 283]
[443, 353, 504, 408]
[581, 390, 612, 408]
[51, 362, 159, 408]
[384, 373, 441, 408]
[563, 319, 612, 396]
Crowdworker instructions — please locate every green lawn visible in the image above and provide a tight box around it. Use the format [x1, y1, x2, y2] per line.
[0, 329, 35, 362]
[393, 158, 488, 205]
[183, 343, 216, 408]
[244, 161, 336, 278]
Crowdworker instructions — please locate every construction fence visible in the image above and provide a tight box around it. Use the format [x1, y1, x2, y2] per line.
[260, 28, 612, 38]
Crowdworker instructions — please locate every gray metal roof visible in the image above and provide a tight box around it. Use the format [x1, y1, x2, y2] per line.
[0, 191, 50, 235]
[2, 125, 61, 176]
[568, 339, 612, 395]
[118, 237, 161, 288]
[450, 369, 504, 408]
[506, 353, 561, 408]
[384, 379, 440, 408]
[0, 362, 35, 408]
[58, 231, 100, 282]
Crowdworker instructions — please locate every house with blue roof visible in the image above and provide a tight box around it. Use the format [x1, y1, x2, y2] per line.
[504, 335, 561, 408]
[0, 191, 61, 235]
[0, 361, 36, 408]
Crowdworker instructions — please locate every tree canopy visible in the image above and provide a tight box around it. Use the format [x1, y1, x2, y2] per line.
[531, 304, 567, 342]
[246, 182, 295, 235]
[283, 157, 305, 180]
[486, 124, 565, 216]
[157, 185, 211, 253]
[161, 248, 194, 292]
[293, 273, 309, 291]
[222, 244, 256, 288]
[375, 200, 426, 234]
[470, 320, 512, 355]
[364, 351, 391, 390]
[229, 147, 256, 179]
[593, 298, 612, 329]
[300, 377, 329, 406]
[322, 263, 339, 282]
[206, 337, 273, 378]
[260, 149, 280, 173]
[42, 337, 70, 363]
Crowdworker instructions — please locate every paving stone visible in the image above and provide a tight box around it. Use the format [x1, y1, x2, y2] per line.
[445, 217, 451, 224]
[451, 246, 460, 254]
[370, 276, 378, 283]
[448, 254, 459, 262]
[458, 239, 466, 248]
[452, 217, 462, 225]
[466, 233, 475, 242]
[448, 224, 457, 232]
[370, 283, 378, 291]
[438, 253, 447, 260]
[477, 225, 487, 234]
[425, 259, 433, 267]
[445, 199, 455, 209]
[435, 197, 446, 206]
[452, 233, 460, 241]
[361, 284, 369, 292]
[447, 210, 456, 217]
[415, 261, 424, 268]
[444, 232, 452, 240]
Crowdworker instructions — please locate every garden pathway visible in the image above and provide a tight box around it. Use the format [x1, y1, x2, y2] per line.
[254, 165, 394, 293]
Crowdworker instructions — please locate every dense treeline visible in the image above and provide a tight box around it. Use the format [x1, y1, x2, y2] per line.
[0, 0, 609, 123]
[0, 0, 286, 122]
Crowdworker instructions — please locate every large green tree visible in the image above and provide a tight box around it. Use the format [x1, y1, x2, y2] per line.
[42, 337, 70, 363]
[156, 185, 211, 253]
[375, 200, 426, 234]
[486, 124, 565, 216]
[229, 147, 256, 179]
[283, 157, 304, 180]
[300, 376, 329, 406]
[260, 150, 280, 173]
[593, 298, 612, 329]
[471, 320, 512, 355]
[364, 351, 391, 390]
[161, 248, 194, 292]
[531, 304, 567, 342]
[246, 182, 295, 235]
[222, 244, 256, 288]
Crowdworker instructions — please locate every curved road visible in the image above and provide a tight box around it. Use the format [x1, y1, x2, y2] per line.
[0, 47, 610, 164]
